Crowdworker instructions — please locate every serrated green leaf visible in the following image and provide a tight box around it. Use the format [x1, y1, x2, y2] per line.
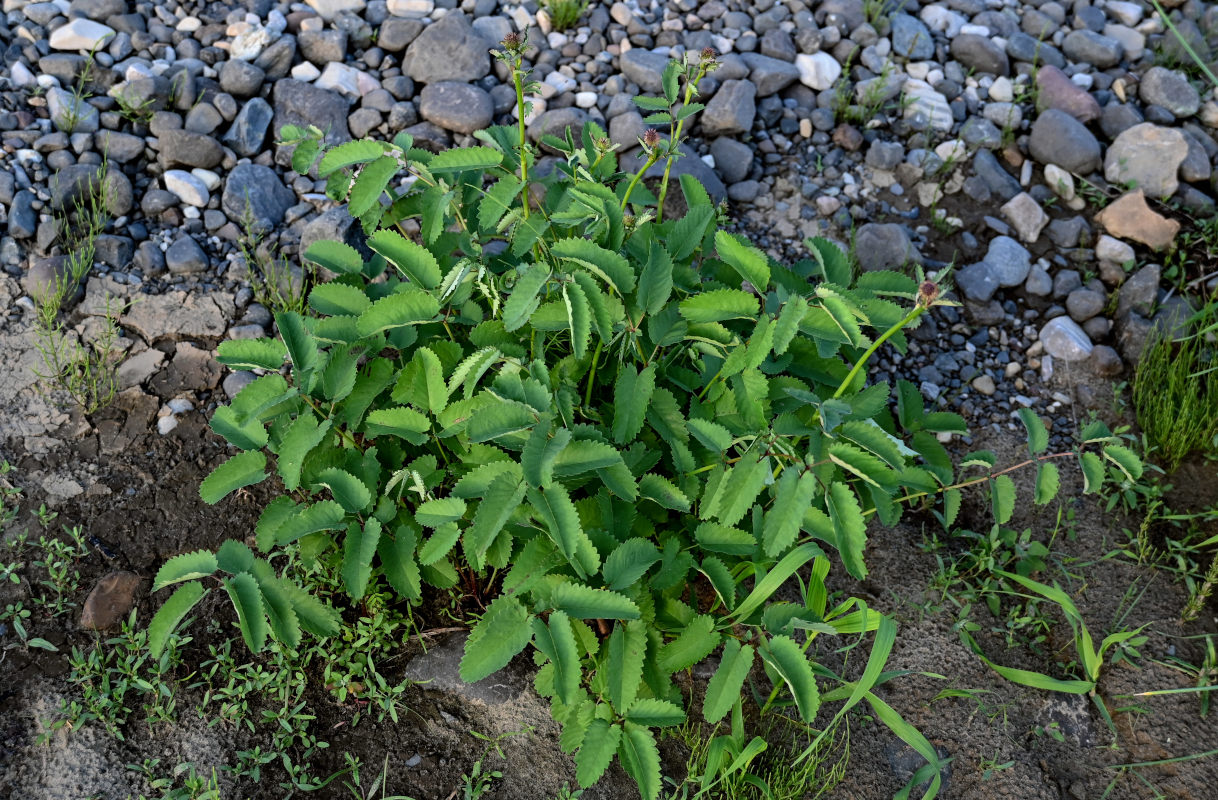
[209, 405, 269, 451]
[551, 583, 640, 620]
[636, 242, 673, 315]
[154, 550, 218, 592]
[828, 442, 891, 488]
[314, 467, 372, 513]
[679, 289, 759, 323]
[563, 282, 592, 359]
[274, 500, 346, 546]
[356, 289, 440, 336]
[613, 364, 657, 444]
[379, 526, 421, 600]
[342, 517, 380, 600]
[602, 538, 661, 591]
[466, 401, 538, 443]
[285, 582, 342, 637]
[551, 237, 635, 294]
[1017, 408, 1048, 455]
[317, 139, 387, 175]
[308, 283, 371, 317]
[367, 229, 441, 290]
[1103, 444, 1143, 482]
[703, 640, 754, 723]
[827, 482, 867, 580]
[712, 451, 768, 527]
[627, 698, 685, 727]
[503, 265, 550, 331]
[694, 522, 755, 556]
[991, 474, 1016, 525]
[415, 497, 467, 527]
[687, 418, 733, 452]
[216, 338, 286, 370]
[763, 469, 818, 557]
[532, 610, 581, 704]
[1034, 461, 1060, 505]
[148, 582, 206, 658]
[304, 240, 363, 275]
[1080, 451, 1105, 493]
[216, 539, 256, 575]
[418, 522, 461, 566]
[460, 594, 533, 682]
[364, 406, 431, 444]
[347, 155, 398, 217]
[551, 439, 622, 477]
[715, 230, 770, 291]
[224, 571, 268, 653]
[277, 412, 332, 491]
[638, 473, 690, 512]
[290, 137, 320, 174]
[761, 635, 820, 723]
[576, 719, 622, 788]
[200, 451, 267, 505]
[428, 146, 503, 173]
[618, 723, 662, 800]
[605, 620, 647, 712]
[658, 614, 719, 673]
[254, 571, 302, 650]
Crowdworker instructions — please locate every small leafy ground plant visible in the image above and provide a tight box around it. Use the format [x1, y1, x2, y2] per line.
[148, 44, 1140, 799]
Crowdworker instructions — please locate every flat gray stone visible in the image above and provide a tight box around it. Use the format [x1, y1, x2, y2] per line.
[1040, 316, 1094, 362]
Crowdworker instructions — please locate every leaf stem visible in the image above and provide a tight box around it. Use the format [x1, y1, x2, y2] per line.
[656, 66, 705, 223]
[832, 305, 925, 399]
[512, 65, 531, 220]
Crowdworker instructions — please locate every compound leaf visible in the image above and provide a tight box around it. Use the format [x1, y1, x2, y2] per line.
[459, 594, 533, 682]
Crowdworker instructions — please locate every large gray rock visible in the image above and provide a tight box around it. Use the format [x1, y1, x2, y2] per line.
[711, 137, 753, 184]
[223, 97, 274, 157]
[1139, 66, 1201, 118]
[701, 79, 756, 136]
[981, 235, 1031, 286]
[854, 223, 920, 271]
[1104, 123, 1188, 198]
[401, 13, 490, 83]
[165, 236, 209, 274]
[1040, 317, 1094, 362]
[972, 149, 1022, 201]
[1028, 110, 1101, 173]
[891, 14, 934, 60]
[1062, 29, 1124, 68]
[419, 81, 493, 134]
[156, 128, 223, 169]
[620, 48, 668, 94]
[956, 262, 999, 302]
[222, 164, 296, 229]
[528, 107, 590, 144]
[951, 34, 1009, 75]
[740, 52, 801, 96]
[272, 79, 351, 150]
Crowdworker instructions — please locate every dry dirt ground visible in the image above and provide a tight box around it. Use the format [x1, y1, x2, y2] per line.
[0, 282, 1216, 800]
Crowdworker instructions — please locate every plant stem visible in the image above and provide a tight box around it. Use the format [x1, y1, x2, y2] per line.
[620, 152, 659, 210]
[583, 340, 603, 407]
[832, 305, 925, 399]
[655, 69, 703, 223]
[513, 66, 530, 220]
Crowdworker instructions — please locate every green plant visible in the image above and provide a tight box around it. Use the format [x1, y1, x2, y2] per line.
[30, 525, 89, 617]
[130, 759, 222, 800]
[342, 753, 419, 800]
[1150, 0, 1218, 88]
[1, 601, 58, 653]
[1132, 312, 1218, 470]
[237, 203, 311, 314]
[144, 47, 1141, 800]
[0, 460, 20, 529]
[960, 570, 1148, 734]
[31, 162, 125, 414]
[542, 0, 589, 31]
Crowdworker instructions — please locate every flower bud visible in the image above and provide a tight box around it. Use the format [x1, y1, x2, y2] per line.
[642, 128, 661, 148]
[917, 280, 940, 307]
[701, 47, 718, 63]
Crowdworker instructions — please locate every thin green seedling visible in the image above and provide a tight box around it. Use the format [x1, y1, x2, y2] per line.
[541, 0, 588, 31]
[1150, 0, 1218, 89]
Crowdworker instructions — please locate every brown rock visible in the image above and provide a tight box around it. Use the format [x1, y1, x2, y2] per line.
[150, 342, 222, 395]
[1095, 190, 1180, 251]
[80, 571, 141, 630]
[1035, 65, 1101, 123]
[832, 123, 863, 151]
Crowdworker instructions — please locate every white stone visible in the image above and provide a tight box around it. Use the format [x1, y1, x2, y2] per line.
[1106, 0, 1143, 26]
[574, 91, 598, 108]
[610, 2, 632, 25]
[921, 5, 965, 37]
[1039, 317, 1093, 362]
[545, 71, 577, 93]
[795, 52, 841, 91]
[988, 76, 1013, 102]
[305, 0, 366, 21]
[387, 0, 433, 17]
[163, 170, 210, 207]
[960, 24, 990, 36]
[167, 398, 195, 414]
[1096, 234, 1135, 266]
[1103, 24, 1144, 60]
[902, 79, 954, 132]
[547, 32, 568, 49]
[1071, 72, 1094, 90]
[906, 61, 930, 80]
[291, 61, 321, 81]
[157, 416, 179, 435]
[10, 60, 35, 88]
[229, 26, 273, 60]
[299, 16, 324, 32]
[934, 139, 967, 162]
[177, 16, 201, 33]
[1043, 164, 1075, 201]
[508, 5, 532, 30]
[191, 168, 221, 191]
[49, 18, 116, 51]
[316, 63, 365, 98]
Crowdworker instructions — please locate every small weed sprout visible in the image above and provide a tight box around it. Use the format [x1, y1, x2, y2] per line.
[541, 0, 588, 31]
[236, 201, 310, 314]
